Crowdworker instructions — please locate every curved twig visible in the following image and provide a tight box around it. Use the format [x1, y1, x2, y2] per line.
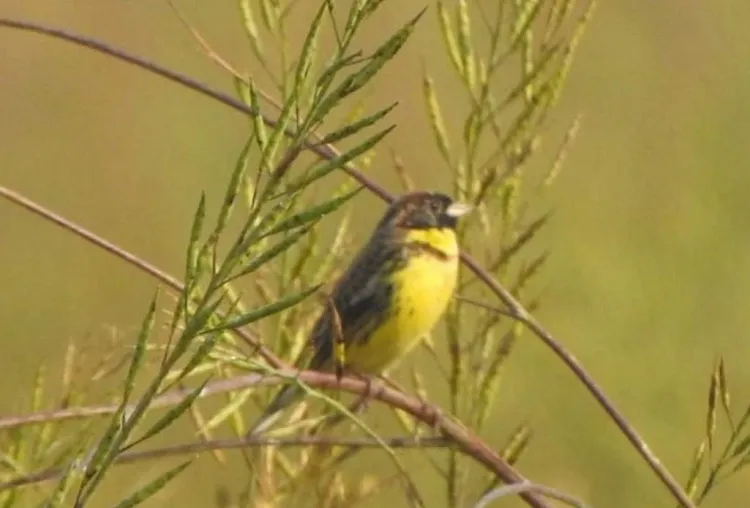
[473, 482, 589, 508]
[0, 435, 450, 490]
[0, 370, 553, 508]
[0, 18, 694, 508]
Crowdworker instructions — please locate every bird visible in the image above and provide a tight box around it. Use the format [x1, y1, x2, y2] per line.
[248, 191, 471, 435]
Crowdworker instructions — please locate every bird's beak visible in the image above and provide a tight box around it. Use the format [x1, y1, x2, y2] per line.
[445, 202, 473, 218]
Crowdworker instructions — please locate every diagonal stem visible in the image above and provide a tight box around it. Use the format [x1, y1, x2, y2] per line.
[0, 18, 694, 508]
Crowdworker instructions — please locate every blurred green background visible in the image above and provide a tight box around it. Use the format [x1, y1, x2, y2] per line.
[2, 1, 750, 507]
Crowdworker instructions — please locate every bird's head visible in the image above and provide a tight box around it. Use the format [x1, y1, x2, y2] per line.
[379, 191, 472, 231]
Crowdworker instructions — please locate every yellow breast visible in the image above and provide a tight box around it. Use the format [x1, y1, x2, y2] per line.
[345, 227, 459, 373]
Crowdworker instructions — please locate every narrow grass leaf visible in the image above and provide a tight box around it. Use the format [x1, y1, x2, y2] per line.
[436, 2, 463, 76]
[311, 10, 424, 125]
[734, 452, 750, 473]
[342, 0, 386, 45]
[261, 187, 361, 238]
[174, 294, 226, 357]
[130, 381, 209, 448]
[476, 327, 519, 429]
[31, 363, 46, 413]
[423, 74, 452, 165]
[510, 0, 544, 52]
[113, 460, 191, 508]
[731, 434, 750, 460]
[227, 226, 313, 283]
[456, 0, 475, 88]
[246, 81, 270, 164]
[513, 251, 550, 293]
[258, 0, 279, 33]
[501, 424, 532, 465]
[123, 292, 158, 405]
[717, 357, 733, 430]
[60, 341, 77, 401]
[312, 52, 362, 107]
[205, 283, 322, 333]
[261, 96, 300, 178]
[546, 0, 598, 109]
[544, 0, 576, 44]
[75, 408, 126, 503]
[45, 459, 82, 508]
[495, 44, 559, 115]
[185, 193, 206, 287]
[239, 0, 264, 60]
[284, 125, 395, 194]
[501, 85, 546, 151]
[684, 440, 707, 498]
[706, 365, 719, 451]
[201, 389, 253, 433]
[319, 103, 397, 145]
[544, 114, 580, 186]
[294, 1, 326, 90]
[497, 214, 549, 268]
[213, 134, 254, 237]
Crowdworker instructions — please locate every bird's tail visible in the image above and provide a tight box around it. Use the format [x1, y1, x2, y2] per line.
[246, 382, 304, 436]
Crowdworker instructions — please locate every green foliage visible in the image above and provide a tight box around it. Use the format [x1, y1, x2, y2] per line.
[5, 1, 746, 508]
[681, 358, 750, 505]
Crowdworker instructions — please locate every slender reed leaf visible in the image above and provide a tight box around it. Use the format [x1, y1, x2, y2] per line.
[319, 102, 397, 145]
[261, 187, 361, 238]
[127, 381, 210, 449]
[205, 283, 322, 333]
[113, 460, 191, 508]
[123, 292, 157, 405]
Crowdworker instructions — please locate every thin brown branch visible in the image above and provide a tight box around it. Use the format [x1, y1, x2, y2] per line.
[0, 18, 695, 508]
[0, 371, 552, 508]
[0, 185, 281, 370]
[0, 435, 450, 491]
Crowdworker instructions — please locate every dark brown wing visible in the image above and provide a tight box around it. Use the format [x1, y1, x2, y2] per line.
[308, 230, 405, 370]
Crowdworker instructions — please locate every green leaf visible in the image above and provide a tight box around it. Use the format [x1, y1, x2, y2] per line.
[258, 0, 279, 33]
[239, 0, 264, 61]
[544, 0, 576, 43]
[310, 9, 424, 126]
[175, 307, 237, 385]
[510, 0, 544, 52]
[493, 44, 560, 115]
[717, 357, 733, 430]
[496, 214, 550, 269]
[436, 2, 463, 77]
[501, 424, 532, 465]
[173, 294, 227, 358]
[184, 193, 206, 287]
[205, 284, 322, 333]
[423, 74, 452, 165]
[261, 187, 361, 238]
[455, 0, 475, 88]
[227, 225, 313, 283]
[294, 1, 326, 91]
[706, 364, 719, 451]
[246, 81, 270, 164]
[731, 434, 750, 459]
[213, 134, 254, 237]
[341, 0, 387, 45]
[285, 125, 394, 194]
[113, 461, 191, 508]
[129, 381, 209, 448]
[319, 103, 397, 145]
[684, 440, 707, 498]
[123, 292, 158, 405]
[201, 389, 253, 433]
[74, 407, 126, 503]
